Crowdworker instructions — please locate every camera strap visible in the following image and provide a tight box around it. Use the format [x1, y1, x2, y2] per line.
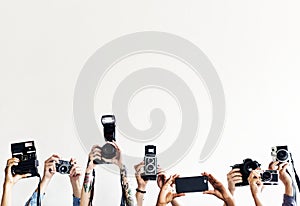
[36, 173, 42, 206]
[88, 169, 96, 206]
[290, 153, 300, 193]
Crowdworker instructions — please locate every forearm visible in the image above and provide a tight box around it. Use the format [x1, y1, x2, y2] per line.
[135, 192, 144, 206]
[223, 197, 235, 206]
[284, 183, 293, 197]
[80, 172, 94, 206]
[71, 181, 82, 199]
[37, 177, 51, 194]
[252, 194, 263, 206]
[1, 183, 13, 206]
[120, 164, 135, 206]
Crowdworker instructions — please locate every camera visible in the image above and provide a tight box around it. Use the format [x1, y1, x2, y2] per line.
[93, 115, 117, 164]
[11, 141, 39, 177]
[231, 158, 261, 186]
[271, 145, 290, 162]
[141, 145, 157, 181]
[56, 160, 72, 174]
[259, 170, 278, 185]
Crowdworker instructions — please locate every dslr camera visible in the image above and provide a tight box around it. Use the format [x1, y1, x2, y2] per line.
[11, 140, 39, 177]
[93, 115, 117, 164]
[271, 145, 290, 163]
[56, 160, 72, 174]
[259, 170, 278, 185]
[141, 145, 157, 181]
[231, 158, 261, 186]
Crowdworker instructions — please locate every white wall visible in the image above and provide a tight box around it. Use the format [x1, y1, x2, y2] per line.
[0, 1, 299, 205]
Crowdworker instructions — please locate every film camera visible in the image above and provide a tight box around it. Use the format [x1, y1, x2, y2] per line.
[271, 145, 290, 163]
[11, 141, 39, 177]
[56, 160, 72, 174]
[93, 115, 117, 164]
[231, 158, 261, 186]
[259, 170, 278, 185]
[141, 145, 157, 181]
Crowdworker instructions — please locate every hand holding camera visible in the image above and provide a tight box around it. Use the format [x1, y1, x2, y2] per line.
[202, 172, 234, 205]
[141, 145, 158, 181]
[93, 115, 120, 165]
[5, 157, 31, 186]
[231, 158, 261, 186]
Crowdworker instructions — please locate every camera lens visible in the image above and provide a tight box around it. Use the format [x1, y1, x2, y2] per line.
[59, 165, 68, 174]
[101, 143, 116, 159]
[243, 160, 260, 176]
[261, 171, 272, 182]
[277, 150, 289, 162]
[146, 164, 155, 172]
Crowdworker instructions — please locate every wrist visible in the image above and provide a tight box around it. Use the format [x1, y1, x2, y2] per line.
[136, 188, 146, 194]
[3, 182, 14, 189]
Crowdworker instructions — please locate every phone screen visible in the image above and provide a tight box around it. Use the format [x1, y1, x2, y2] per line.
[175, 176, 208, 193]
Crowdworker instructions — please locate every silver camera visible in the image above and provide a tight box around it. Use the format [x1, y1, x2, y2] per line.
[142, 145, 157, 181]
[271, 145, 290, 162]
[259, 170, 279, 185]
[55, 160, 72, 174]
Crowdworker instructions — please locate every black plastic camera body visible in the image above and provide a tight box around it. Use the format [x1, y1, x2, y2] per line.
[142, 145, 157, 181]
[231, 158, 261, 186]
[56, 160, 72, 174]
[93, 115, 117, 164]
[259, 170, 279, 185]
[271, 145, 290, 163]
[11, 141, 39, 177]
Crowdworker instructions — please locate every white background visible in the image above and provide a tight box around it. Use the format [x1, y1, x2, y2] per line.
[0, 1, 300, 205]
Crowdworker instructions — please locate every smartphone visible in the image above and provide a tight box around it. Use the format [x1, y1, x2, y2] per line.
[175, 176, 208, 193]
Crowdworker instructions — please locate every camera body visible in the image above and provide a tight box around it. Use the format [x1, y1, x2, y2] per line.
[93, 115, 117, 164]
[56, 160, 72, 174]
[142, 145, 157, 181]
[271, 145, 290, 163]
[11, 141, 39, 177]
[231, 158, 261, 186]
[259, 170, 278, 185]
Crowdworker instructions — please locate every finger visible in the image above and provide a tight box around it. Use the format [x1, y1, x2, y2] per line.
[70, 158, 77, 165]
[229, 168, 241, 174]
[268, 161, 279, 170]
[173, 193, 185, 198]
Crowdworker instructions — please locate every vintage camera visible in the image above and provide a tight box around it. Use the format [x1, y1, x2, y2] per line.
[142, 145, 157, 181]
[56, 160, 72, 174]
[271, 145, 290, 163]
[259, 170, 278, 185]
[93, 115, 117, 164]
[231, 158, 261, 186]
[11, 141, 39, 177]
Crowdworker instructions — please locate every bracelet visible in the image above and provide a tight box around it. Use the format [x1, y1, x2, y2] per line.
[136, 188, 146, 193]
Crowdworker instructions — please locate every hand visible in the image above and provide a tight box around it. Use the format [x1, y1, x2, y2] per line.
[69, 158, 82, 198]
[86, 145, 101, 173]
[43, 154, 60, 181]
[202, 172, 233, 203]
[157, 171, 167, 189]
[110, 141, 123, 169]
[4, 158, 31, 186]
[226, 168, 242, 195]
[134, 161, 148, 190]
[156, 174, 185, 206]
[69, 158, 82, 183]
[248, 170, 264, 197]
[269, 161, 293, 196]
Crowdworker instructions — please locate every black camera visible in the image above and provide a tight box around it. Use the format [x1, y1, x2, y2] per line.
[56, 160, 72, 174]
[11, 141, 39, 177]
[259, 170, 278, 185]
[93, 115, 117, 164]
[142, 145, 157, 181]
[231, 158, 261, 186]
[271, 145, 290, 163]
